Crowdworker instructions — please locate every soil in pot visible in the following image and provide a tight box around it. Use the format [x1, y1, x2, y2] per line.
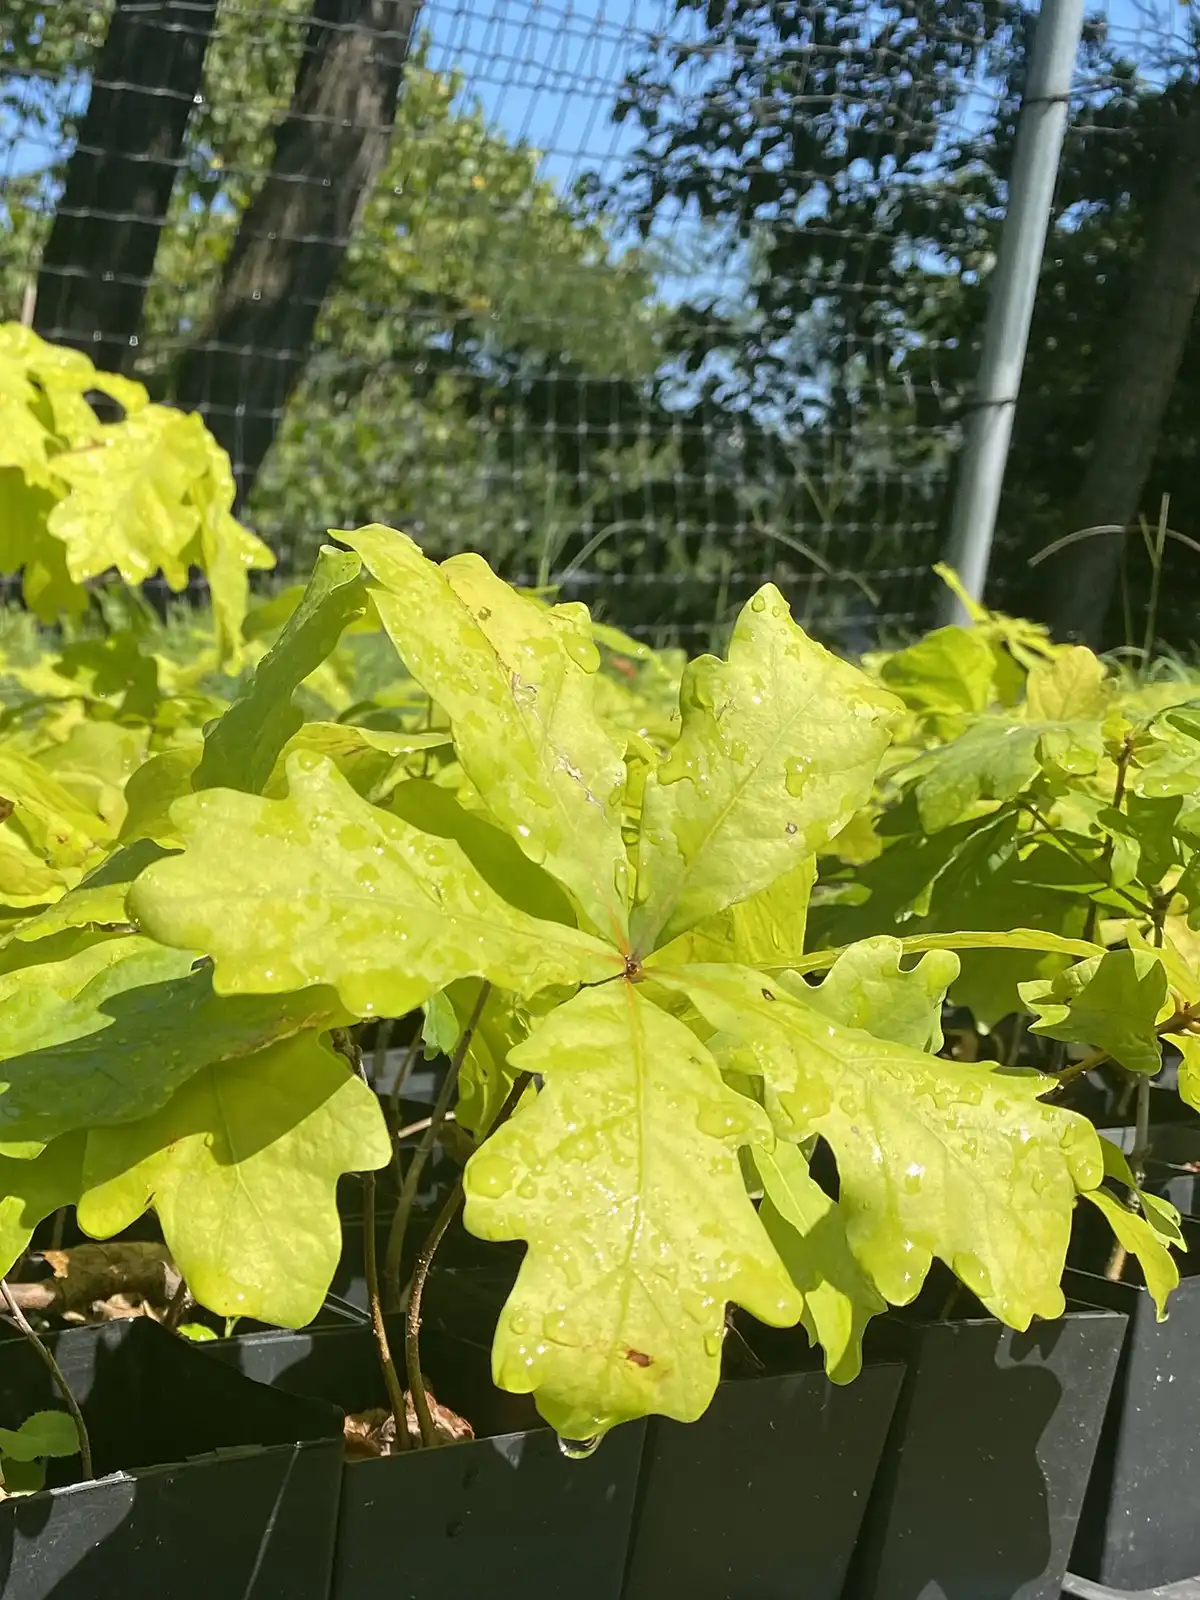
[0, 1317, 344, 1600]
[620, 1319, 903, 1600]
[211, 1316, 645, 1600]
[1066, 1211, 1200, 1590]
[844, 1269, 1127, 1600]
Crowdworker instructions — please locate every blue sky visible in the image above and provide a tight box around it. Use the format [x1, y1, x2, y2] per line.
[423, 0, 673, 192]
[419, 0, 1194, 189]
[5, 0, 1192, 217]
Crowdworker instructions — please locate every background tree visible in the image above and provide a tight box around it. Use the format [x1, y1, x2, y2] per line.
[0, 1, 667, 618]
[31, 0, 219, 371]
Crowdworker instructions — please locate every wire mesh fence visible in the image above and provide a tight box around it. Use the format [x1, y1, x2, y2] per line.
[2, 0, 1199, 649]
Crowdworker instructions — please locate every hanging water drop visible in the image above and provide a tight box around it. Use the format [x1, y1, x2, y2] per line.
[557, 1434, 601, 1461]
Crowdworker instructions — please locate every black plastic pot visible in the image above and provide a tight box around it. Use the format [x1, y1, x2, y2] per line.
[1067, 1215, 1200, 1590]
[845, 1288, 1127, 1600]
[620, 1329, 903, 1600]
[209, 1317, 645, 1600]
[0, 1317, 344, 1600]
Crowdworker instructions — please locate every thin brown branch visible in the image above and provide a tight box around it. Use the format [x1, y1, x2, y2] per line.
[1, 1279, 94, 1479]
[405, 1179, 462, 1449]
[383, 985, 490, 1311]
[403, 1069, 534, 1447]
[363, 1168, 409, 1450]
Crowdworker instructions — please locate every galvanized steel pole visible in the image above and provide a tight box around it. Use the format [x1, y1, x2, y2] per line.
[940, 0, 1085, 623]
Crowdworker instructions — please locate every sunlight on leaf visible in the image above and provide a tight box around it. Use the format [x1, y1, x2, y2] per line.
[463, 982, 801, 1438]
[753, 1141, 884, 1384]
[342, 524, 631, 945]
[660, 965, 1102, 1328]
[632, 583, 898, 953]
[1020, 950, 1168, 1076]
[195, 546, 366, 794]
[79, 1032, 390, 1327]
[0, 937, 347, 1146]
[1083, 1187, 1179, 1320]
[130, 755, 621, 1018]
[795, 935, 959, 1052]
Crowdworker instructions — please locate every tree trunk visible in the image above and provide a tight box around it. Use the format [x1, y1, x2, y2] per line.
[171, 0, 419, 507]
[33, 0, 218, 373]
[1048, 103, 1200, 646]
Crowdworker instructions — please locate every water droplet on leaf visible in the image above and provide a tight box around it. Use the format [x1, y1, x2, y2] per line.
[470, 1153, 515, 1198]
[784, 756, 809, 797]
[954, 1251, 993, 1299]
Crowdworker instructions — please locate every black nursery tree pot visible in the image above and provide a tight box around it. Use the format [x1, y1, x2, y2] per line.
[208, 1316, 644, 1600]
[0, 1317, 344, 1600]
[620, 1326, 903, 1600]
[1067, 1214, 1200, 1590]
[845, 1284, 1127, 1600]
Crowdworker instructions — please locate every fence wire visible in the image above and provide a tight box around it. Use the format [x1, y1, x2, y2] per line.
[1, 0, 1198, 649]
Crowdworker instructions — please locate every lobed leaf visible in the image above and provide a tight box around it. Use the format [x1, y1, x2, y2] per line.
[0, 1412, 80, 1463]
[129, 755, 622, 1018]
[0, 937, 347, 1146]
[631, 584, 898, 954]
[1019, 950, 1168, 1077]
[46, 406, 207, 588]
[660, 964, 1102, 1328]
[1024, 647, 1110, 723]
[342, 525, 631, 945]
[877, 625, 996, 717]
[79, 1033, 390, 1327]
[463, 982, 801, 1438]
[754, 1141, 885, 1384]
[794, 935, 959, 1053]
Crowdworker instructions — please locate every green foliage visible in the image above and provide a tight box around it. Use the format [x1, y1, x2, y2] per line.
[0, 1409, 80, 1496]
[0, 1410, 79, 1462]
[0, 496, 1188, 1443]
[109, 529, 1128, 1437]
[80, 1033, 390, 1327]
[630, 584, 898, 952]
[1, 12, 666, 590]
[1020, 951, 1168, 1077]
[0, 324, 273, 654]
[663, 964, 1097, 1329]
[340, 524, 632, 944]
[465, 983, 802, 1438]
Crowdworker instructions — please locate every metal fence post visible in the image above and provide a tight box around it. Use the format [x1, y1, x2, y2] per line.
[940, 0, 1086, 624]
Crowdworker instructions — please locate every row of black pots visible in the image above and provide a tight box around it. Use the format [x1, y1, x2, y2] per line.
[0, 1288, 1128, 1600]
[4, 1139, 1199, 1600]
[1064, 1125, 1200, 1596]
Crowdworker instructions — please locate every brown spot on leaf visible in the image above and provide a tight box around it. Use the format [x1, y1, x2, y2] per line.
[761, 988, 775, 1002]
[625, 1348, 653, 1368]
[0, 798, 12, 824]
[785, 822, 797, 835]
